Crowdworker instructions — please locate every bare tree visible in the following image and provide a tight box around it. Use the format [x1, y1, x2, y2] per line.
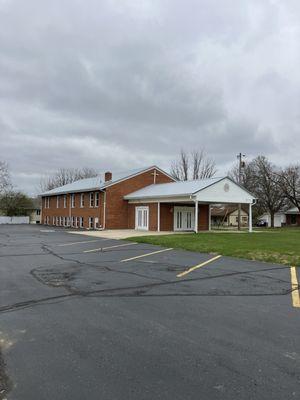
[0, 161, 12, 193]
[278, 164, 300, 212]
[253, 156, 286, 228]
[171, 149, 216, 181]
[229, 156, 286, 227]
[40, 167, 99, 192]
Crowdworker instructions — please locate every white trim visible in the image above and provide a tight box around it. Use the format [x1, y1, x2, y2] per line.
[135, 206, 149, 231]
[174, 206, 195, 232]
[249, 203, 252, 233]
[157, 202, 160, 232]
[194, 201, 198, 233]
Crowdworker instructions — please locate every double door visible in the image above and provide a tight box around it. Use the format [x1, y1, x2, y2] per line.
[174, 206, 195, 231]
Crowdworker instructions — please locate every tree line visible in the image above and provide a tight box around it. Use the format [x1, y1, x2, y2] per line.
[1, 154, 299, 227]
[170, 150, 300, 228]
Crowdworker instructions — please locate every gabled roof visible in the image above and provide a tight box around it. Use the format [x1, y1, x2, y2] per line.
[41, 166, 173, 196]
[124, 177, 225, 200]
[285, 207, 300, 214]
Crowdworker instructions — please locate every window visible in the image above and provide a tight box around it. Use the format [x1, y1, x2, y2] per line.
[89, 192, 94, 207]
[291, 215, 297, 225]
[79, 217, 84, 228]
[56, 217, 59, 226]
[80, 193, 85, 208]
[71, 216, 76, 228]
[63, 195, 67, 208]
[53, 217, 55, 225]
[71, 194, 75, 208]
[36, 209, 41, 215]
[88, 217, 94, 229]
[56, 196, 60, 208]
[60, 216, 63, 226]
[44, 197, 50, 208]
[95, 192, 99, 207]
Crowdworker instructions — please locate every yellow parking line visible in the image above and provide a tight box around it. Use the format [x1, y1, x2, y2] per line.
[120, 248, 173, 263]
[177, 255, 222, 278]
[290, 266, 300, 308]
[84, 242, 138, 253]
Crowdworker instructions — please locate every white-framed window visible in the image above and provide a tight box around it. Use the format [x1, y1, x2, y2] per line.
[95, 192, 99, 207]
[60, 216, 63, 226]
[56, 196, 60, 208]
[79, 217, 84, 228]
[44, 197, 50, 208]
[80, 193, 85, 208]
[88, 217, 94, 229]
[71, 216, 76, 228]
[56, 216, 59, 226]
[66, 217, 70, 227]
[71, 194, 75, 208]
[53, 217, 55, 225]
[63, 195, 67, 208]
[89, 192, 94, 207]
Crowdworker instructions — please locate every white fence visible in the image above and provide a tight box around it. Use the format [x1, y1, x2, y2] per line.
[0, 216, 30, 224]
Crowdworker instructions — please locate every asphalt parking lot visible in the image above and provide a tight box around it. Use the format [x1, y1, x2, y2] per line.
[0, 225, 299, 400]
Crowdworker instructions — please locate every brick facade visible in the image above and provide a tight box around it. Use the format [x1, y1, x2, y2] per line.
[127, 202, 209, 231]
[42, 167, 173, 230]
[286, 214, 300, 226]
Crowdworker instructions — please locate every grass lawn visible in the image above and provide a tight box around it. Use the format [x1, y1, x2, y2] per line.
[129, 228, 300, 266]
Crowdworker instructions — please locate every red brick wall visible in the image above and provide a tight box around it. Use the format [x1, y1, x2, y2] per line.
[286, 214, 300, 226]
[42, 168, 174, 229]
[105, 168, 173, 229]
[42, 192, 103, 229]
[127, 202, 209, 231]
[198, 204, 209, 230]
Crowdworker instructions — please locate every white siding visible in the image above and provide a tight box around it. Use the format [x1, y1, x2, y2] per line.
[195, 178, 255, 204]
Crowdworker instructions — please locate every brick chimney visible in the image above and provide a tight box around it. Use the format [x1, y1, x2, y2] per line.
[105, 171, 112, 182]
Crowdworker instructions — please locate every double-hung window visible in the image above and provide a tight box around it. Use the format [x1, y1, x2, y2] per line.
[95, 192, 99, 207]
[88, 217, 94, 229]
[80, 193, 85, 208]
[89, 192, 94, 207]
[71, 194, 75, 208]
[63, 195, 67, 208]
[56, 196, 60, 208]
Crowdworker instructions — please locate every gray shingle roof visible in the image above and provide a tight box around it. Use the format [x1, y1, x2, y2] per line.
[40, 166, 168, 196]
[124, 177, 225, 199]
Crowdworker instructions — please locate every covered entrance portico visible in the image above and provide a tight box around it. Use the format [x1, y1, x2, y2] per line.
[124, 177, 256, 233]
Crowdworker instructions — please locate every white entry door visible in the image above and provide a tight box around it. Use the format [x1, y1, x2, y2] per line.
[174, 206, 195, 231]
[135, 206, 149, 230]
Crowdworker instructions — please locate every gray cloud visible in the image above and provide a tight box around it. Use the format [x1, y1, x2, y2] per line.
[0, 0, 299, 194]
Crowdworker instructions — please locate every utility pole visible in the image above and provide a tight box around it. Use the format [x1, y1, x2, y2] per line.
[237, 153, 245, 231]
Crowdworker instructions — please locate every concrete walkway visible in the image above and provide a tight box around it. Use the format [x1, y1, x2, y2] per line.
[68, 229, 191, 240]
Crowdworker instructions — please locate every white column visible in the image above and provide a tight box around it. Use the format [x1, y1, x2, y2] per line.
[157, 202, 160, 232]
[249, 203, 253, 233]
[208, 204, 211, 231]
[194, 200, 198, 233]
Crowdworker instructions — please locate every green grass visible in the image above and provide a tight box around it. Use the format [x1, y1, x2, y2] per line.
[128, 228, 300, 266]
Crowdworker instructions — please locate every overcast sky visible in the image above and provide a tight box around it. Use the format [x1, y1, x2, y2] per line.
[0, 0, 299, 195]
